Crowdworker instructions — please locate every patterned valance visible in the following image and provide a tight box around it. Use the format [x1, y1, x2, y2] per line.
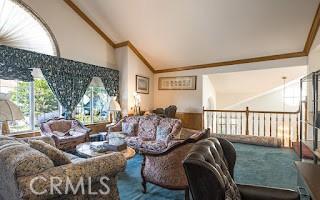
[0, 45, 119, 96]
[0, 45, 120, 118]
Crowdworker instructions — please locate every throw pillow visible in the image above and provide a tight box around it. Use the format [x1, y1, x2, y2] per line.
[29, 140, 71, 166]
[156, 126, 171, 143]
[122, 122, 138, 136]
[53, 131, 68, 137]
[138, 116, 160, 140]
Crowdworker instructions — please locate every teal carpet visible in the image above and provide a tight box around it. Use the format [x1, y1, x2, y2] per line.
[117, 143, 299, 200]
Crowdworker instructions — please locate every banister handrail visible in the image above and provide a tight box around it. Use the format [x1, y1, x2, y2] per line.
[203, 109, 299, 115]
[202, 106, 302, 147]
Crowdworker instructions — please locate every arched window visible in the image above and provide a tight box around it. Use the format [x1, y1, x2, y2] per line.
[0, 0, 59, 55]
[0, 0, 61, 132]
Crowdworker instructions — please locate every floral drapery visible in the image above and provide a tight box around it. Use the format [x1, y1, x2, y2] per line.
[41, 66, 92, 119]
[0, 45, 120, 117]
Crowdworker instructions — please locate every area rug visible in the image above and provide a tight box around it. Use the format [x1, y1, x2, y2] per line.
[117, 143, 299, 200]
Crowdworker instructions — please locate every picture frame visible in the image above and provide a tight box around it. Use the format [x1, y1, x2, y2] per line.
[158, 76, 197, 90]
[136, 75, 149, 94]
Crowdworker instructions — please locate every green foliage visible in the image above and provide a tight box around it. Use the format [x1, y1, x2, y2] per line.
[11, 79, 59, 117]
[11, 82, 30, 116]
[34, 79, 58, 116]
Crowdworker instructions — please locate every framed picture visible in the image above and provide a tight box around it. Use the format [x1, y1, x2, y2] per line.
[136, 75, 149, 94]
[158, 76, 197, 90]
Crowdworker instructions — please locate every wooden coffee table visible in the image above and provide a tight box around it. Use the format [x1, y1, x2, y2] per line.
[76, 142, 136, 160]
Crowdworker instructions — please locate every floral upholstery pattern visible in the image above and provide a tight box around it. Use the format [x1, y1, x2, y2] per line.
[40, 118, 90, 151]
[122, 122, 138, 136]
[141, 129, 210, 193]
[109, 115, 182, 153]
[0, 136, 126, 200]
[29, 140, 71, 166]
[156, 126, 171, 143]
[138, 116, 160, 141]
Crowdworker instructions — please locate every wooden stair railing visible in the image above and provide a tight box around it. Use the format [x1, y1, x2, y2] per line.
[202, 107, 304, 147]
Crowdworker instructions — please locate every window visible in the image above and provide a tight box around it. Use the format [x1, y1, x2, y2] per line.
[0, 78, 61, 133]
[1, 77, 110, 133]
[0, 0, 58, 56]
[75, 84, 110, 125]
[34, 79, 60, 128]
[0, 80, 31, 132]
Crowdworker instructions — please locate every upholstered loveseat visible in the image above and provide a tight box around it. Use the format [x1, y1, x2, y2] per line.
[0, 135, 126, 200]
[108, 115, 182, 153]
[40, 118, 91, 151]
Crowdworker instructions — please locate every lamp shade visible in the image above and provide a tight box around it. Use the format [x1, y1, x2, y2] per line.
[108, 97, 121, 111]
[0, 93, 24, 121]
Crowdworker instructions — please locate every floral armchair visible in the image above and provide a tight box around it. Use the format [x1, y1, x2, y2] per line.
[108, 115, 182, 153]
[141, 129, 210, 199]
[40, 118, 91, 151]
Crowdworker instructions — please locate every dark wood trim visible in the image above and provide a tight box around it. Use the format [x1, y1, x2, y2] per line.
[304, 3, 320, 54]
[63, 0, 116, 48]
[64, 0, 318, 74]
[154, 51, 307, 73]
[114, 41, 129, 48]
[203, 108, 299, 114]
[126, 41, 155, 73]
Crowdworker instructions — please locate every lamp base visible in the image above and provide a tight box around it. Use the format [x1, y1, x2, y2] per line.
[1, 121, 10, 135]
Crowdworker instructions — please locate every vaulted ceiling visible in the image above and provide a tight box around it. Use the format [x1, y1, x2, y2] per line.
[72, 0, 319, 71]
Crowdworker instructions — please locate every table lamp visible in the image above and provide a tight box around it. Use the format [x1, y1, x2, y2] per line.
[108, 96, 121, 123]
[0, 93, 24, 135]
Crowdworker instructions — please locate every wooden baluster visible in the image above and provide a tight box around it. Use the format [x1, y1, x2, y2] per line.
[245, 107, 249, 135]
[269, 114, 272, 137]
[276, 114, 278, 139]
[258, 113, 260, 136]
[289, 114, 292, 148]
[263, 113, 266, 137]
[252, 113, 255, 136]
[282, 114, 285, 147]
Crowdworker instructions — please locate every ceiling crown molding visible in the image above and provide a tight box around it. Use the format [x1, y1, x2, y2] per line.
[64, 0, 320, 74]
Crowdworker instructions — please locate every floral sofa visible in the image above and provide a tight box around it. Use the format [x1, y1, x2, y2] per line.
[0, 135, 126, 200]
[108, 115, 182, 153]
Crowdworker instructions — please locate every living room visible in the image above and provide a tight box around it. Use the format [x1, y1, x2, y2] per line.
[0, 0, 320, 199]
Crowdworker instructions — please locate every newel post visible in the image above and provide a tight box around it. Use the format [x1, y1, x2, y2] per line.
[245, 107, 249, 135]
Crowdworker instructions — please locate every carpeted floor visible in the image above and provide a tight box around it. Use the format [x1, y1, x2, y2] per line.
[117, 143, 299, 200]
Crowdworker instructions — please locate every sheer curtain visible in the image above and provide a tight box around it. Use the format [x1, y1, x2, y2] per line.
[0, 0, 57, 56]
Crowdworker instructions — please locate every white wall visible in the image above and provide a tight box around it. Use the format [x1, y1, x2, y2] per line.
[228, 81, 300, 112]
[308, 29, 320, 72]
[24, 0, 116, 68]
[154, 71, 203, 113]
[116, 47, 154, 115]
[154, 56, 307, 113]
[202, 75, 216, 110]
